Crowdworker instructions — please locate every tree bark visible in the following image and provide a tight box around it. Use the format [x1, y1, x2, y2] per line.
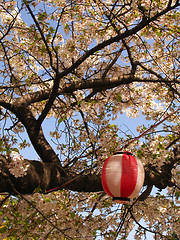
[0, 145, 179, 195]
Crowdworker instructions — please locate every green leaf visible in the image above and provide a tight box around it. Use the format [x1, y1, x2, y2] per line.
[136, 149, 143, 158]
[0, 225, 7, 234]
[49, 26, 55, 33]
[175, 191, 180, 199]
[116, 92, 122, 102]
[64, 23, 69, 29]
[11, 148, 19, 153]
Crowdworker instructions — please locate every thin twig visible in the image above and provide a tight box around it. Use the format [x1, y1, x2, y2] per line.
[129, 209, 171, 239]
[6, 177, 73, 240]
[25, 2, 55, 71]
[0, 194, 11, 207]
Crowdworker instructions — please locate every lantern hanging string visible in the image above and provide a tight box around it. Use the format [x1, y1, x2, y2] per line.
[119, 106, 180, 151]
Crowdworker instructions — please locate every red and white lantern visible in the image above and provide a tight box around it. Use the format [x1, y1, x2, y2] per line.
[101, 151, 145, 203]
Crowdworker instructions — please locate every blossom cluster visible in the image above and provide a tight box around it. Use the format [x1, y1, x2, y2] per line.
[8, 152, 29, 178]
[0, 0, 179, 239]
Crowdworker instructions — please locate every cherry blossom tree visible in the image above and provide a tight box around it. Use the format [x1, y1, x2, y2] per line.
[0, 0, 179, 239]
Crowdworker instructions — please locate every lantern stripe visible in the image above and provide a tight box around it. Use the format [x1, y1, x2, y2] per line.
[101, 157, 114, 197]
[120, 154, 138, 198]
[105, 155, 122, 197]
[101, 152, 145, 202]
[129, 158, 145, 198]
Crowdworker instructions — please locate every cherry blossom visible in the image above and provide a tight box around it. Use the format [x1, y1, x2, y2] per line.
[0, 0, 179, 239]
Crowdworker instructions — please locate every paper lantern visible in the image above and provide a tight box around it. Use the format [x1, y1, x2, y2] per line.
[101, 151, 145, 203]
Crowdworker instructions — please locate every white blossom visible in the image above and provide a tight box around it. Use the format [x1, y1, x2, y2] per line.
[8, 152, 29, 178]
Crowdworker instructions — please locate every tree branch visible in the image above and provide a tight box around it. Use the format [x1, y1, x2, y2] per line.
[36, 75, 59, 130]
[0, 102, 61, 165]
[14, 107, 61, 165]
[7, 74, 179, 109]
[25, 1, 178, 128]
[0, 5, 21, 41]
[25, 2, 56, 72]
[0, 144, 179, 195]
[102, 47, 123, 79]
[129, 209, 170, 239]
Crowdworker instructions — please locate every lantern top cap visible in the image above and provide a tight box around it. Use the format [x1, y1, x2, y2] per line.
[114, 151, 133, 156]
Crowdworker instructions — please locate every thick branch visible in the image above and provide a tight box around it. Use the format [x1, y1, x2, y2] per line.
[2, 104, 61, 165]
[0, 156, 102, 194]
[14, 89, 50, 108]
[0, 145, 179, 195]
[144, 145, 180, 189]
[0, 100, 14, 111]
[9, 75, 180, 109]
